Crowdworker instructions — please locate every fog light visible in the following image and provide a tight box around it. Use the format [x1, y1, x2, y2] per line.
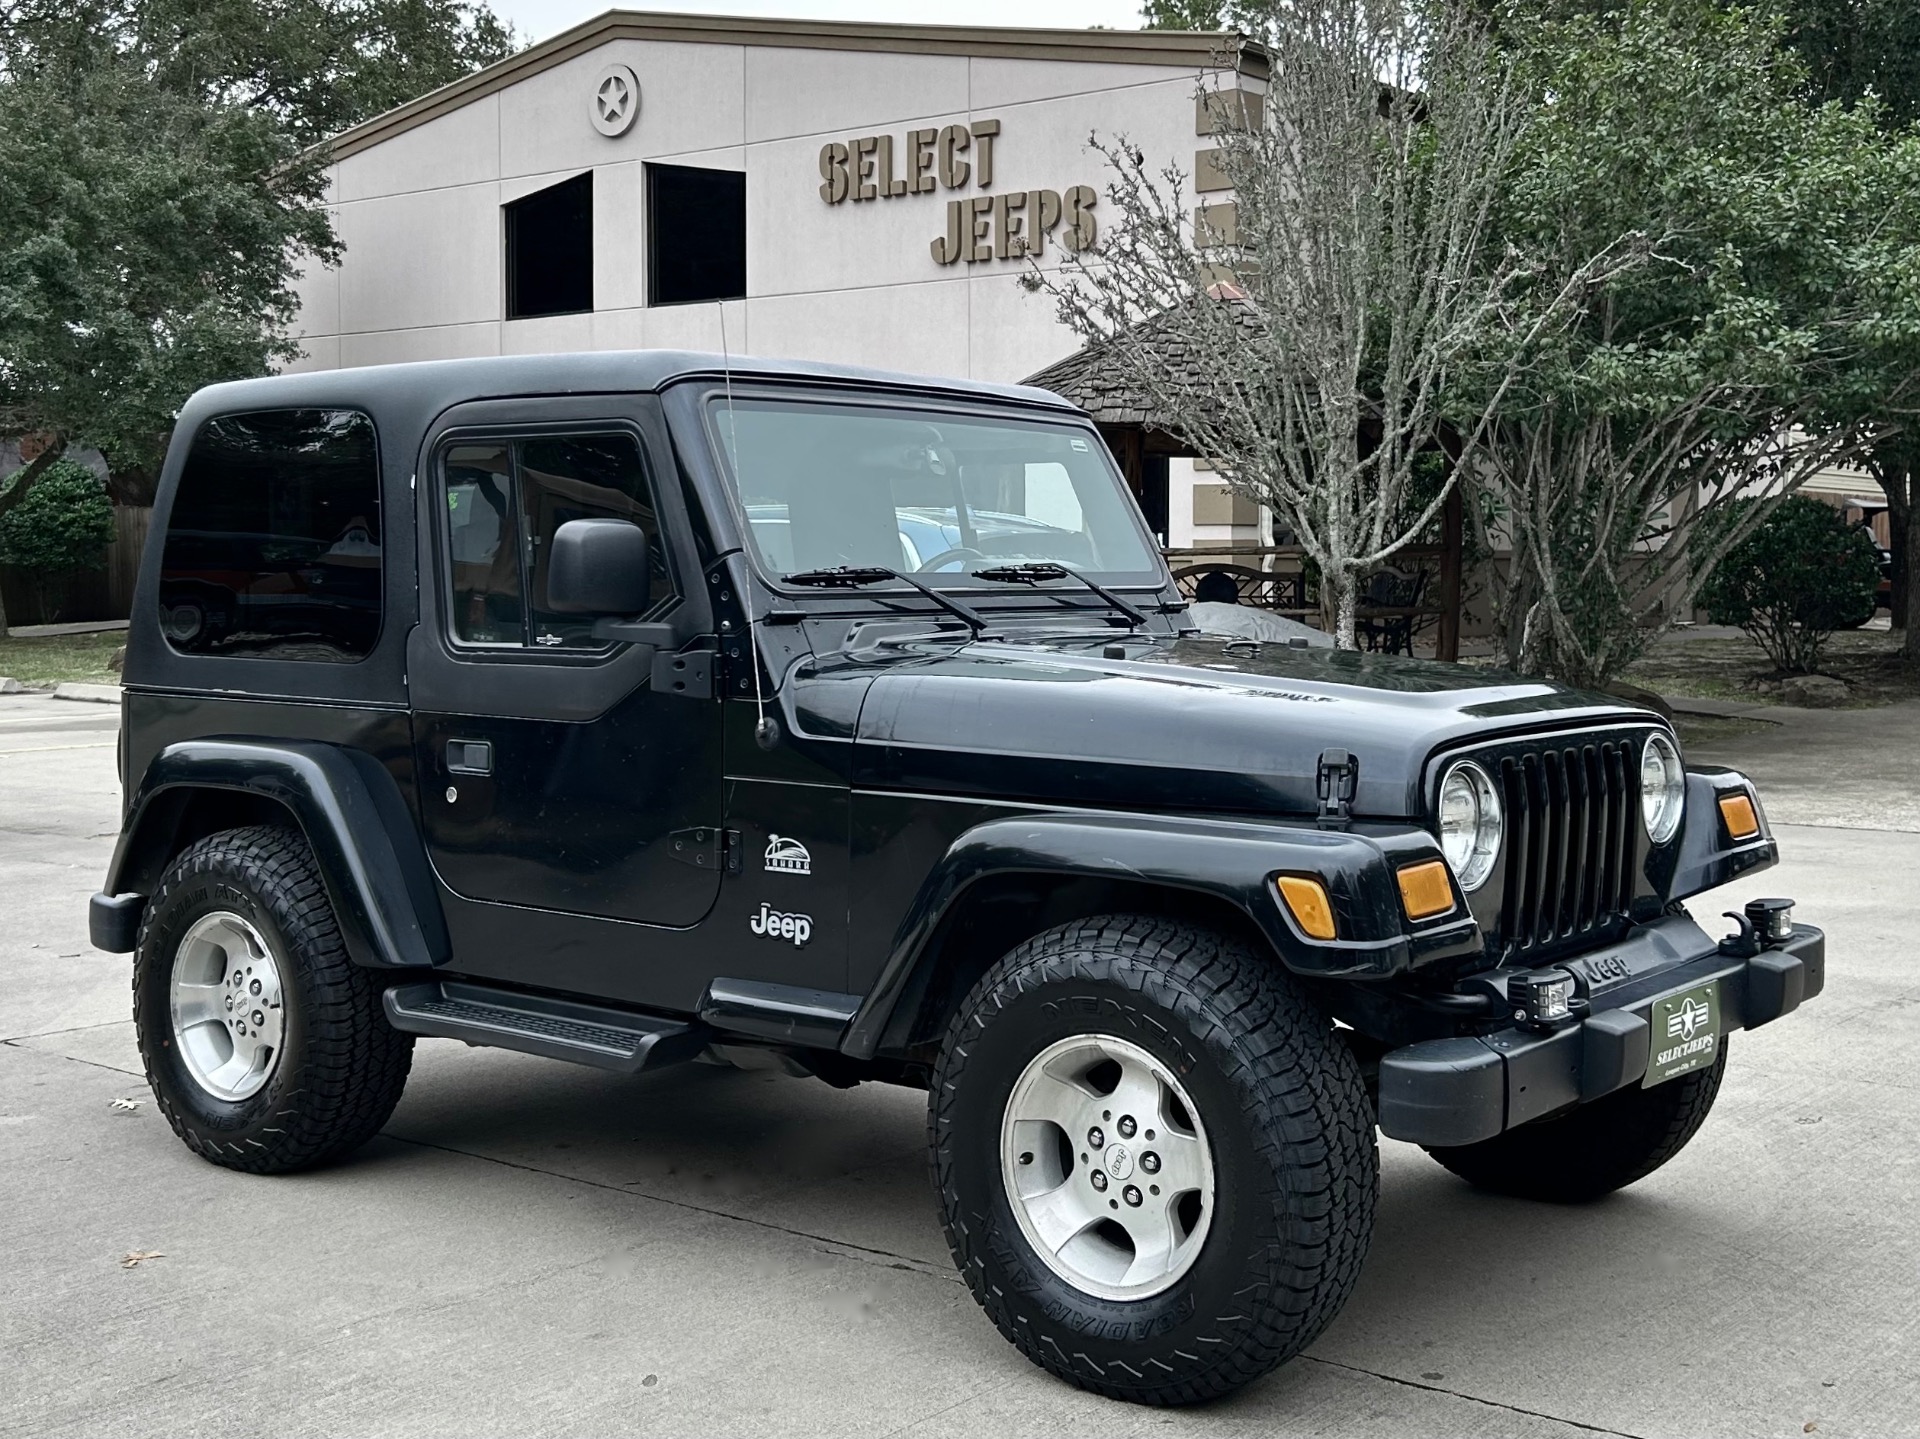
[1744, 897, 1794, 944]
[1718, 792, 1760, 841]
[1507, 968, 1577, 1025]
[1276, 876, 1337, 940]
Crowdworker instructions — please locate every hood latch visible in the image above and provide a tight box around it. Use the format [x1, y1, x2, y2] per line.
[1316, 749, 1358, 828]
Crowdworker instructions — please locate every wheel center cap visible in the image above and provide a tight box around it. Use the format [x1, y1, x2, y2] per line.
[1105, 1143, 1135, 1181]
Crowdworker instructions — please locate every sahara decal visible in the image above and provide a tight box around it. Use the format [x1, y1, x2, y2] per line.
[764, 835, 812, 875]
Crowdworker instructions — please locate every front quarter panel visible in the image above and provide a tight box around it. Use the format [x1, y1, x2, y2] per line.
[841, 807, 1484, 1060]
[1670, 766, 1779, 900]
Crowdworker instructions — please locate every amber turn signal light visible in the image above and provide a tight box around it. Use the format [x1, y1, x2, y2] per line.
[1397, 860, 1456, 921]
[1275, 876, 1337, 940]
[1718, 792, 1760, 841]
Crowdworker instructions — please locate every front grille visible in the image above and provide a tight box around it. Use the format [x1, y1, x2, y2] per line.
[1496, 738, 1640, 957]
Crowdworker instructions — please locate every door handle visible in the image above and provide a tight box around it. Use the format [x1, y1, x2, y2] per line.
[446, 739, 493, 776]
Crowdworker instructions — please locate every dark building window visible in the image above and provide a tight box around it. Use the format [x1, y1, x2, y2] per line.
[160, 409, 382, 660]
[506, 172, 593, 319]
[647, 163, 746, 306]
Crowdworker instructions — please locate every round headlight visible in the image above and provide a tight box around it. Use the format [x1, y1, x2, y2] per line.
[1437, 760, 1503, 891]
[1640, 732, 1685, 843]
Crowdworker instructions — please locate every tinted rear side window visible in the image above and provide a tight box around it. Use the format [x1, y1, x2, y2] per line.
[160, 409, 382, 660]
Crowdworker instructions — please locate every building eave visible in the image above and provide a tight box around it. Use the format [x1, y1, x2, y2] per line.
[311, 9, 1264, 165]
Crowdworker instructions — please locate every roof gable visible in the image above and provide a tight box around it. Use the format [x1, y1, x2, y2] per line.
[319, 10, 1262, 163]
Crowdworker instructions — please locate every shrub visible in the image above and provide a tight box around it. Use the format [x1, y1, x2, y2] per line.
[0, 461, 117, 623]
[0, 461, 116, 573]
[1699, 496, 1881, 674]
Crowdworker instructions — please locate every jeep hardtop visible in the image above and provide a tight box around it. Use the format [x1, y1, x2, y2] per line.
[91, 351, 1824, 1405]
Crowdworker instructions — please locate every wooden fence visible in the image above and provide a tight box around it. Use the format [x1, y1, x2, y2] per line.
[0, 505, 150, 626]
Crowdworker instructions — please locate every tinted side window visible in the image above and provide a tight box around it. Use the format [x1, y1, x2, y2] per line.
[160, 409, 382, 660]
[440, 432, 673, 651]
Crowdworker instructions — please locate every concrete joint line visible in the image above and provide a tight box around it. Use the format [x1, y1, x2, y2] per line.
[1302, 1356, 1655, 1439]
[0, 1018, 135, 1045]
[0, 1038, 144, 1080]
[386, 1135, 961, 1282]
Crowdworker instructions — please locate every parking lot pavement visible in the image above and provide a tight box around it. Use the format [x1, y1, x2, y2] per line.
[3, 694, 1916, 1438]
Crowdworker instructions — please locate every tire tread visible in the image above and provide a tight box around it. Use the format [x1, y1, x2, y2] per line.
[929, 915, 1376, 1405]
[134, 825, 412, 1174]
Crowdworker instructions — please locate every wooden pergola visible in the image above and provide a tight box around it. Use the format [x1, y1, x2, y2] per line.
[1025, 334, 1464, 661]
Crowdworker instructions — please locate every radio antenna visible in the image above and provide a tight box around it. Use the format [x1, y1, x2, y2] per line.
[719, 302, 780, 750]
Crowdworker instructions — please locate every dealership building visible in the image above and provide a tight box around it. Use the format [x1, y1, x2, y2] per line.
[290, 11, 1266, 549]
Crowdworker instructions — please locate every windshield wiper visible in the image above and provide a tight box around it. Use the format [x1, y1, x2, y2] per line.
[782, 566, 987, 633]
[970, 562, 1150, 626]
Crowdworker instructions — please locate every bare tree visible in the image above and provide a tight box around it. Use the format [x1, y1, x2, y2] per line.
[1030, 0, 1623, 647]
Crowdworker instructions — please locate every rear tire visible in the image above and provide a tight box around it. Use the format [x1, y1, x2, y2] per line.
[134, 825, 414, 1173]
[929, 916, 1376, 1405]
[1424, 1046, 1728, 1203]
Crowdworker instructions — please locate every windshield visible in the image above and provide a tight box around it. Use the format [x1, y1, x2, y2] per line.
[709, 398, 1161, 585]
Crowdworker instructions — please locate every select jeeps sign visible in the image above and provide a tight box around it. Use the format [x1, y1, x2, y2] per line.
[1644, 982, 1721, 1087]
[816, 119, 1097, 267]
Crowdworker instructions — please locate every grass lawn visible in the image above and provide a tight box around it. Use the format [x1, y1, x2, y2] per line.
[1623, 625, 1920, 708]
[0, 631, 124, 686]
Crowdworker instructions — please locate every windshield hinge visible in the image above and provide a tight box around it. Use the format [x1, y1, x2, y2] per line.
[1316, 749, 1358, 829]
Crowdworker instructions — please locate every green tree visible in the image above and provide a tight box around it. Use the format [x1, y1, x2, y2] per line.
[0, 58, 335, 634]
[1459, 0, 1920, 685]
[0, 0, 514, 636]
[1776, 0, 1920, 649]
[1781, 0, 1920, 125]
[3, 0, 515, 148]
[1140, 0, 1226, 26]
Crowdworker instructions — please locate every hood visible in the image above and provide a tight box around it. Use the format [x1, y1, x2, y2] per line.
[837, 632, 1654, 818]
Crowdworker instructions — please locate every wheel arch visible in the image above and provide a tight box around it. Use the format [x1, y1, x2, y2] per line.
[841, 810, 1476, 1063]
[100, 739, 448, 970]
[860, 868, 1270, 1062]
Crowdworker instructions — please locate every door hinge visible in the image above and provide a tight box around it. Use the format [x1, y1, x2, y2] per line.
[667, 827, 741, 874]
[653, 647, 714, 700]
[1316, 749, 1358, 828]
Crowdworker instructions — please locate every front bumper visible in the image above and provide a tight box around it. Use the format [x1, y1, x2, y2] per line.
[1376, 913, 1824, 1147]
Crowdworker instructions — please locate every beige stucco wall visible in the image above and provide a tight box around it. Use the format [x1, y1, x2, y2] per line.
[289, 35, 1238, 385]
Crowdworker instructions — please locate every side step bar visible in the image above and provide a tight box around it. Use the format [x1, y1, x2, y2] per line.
[383, 981, 709, 1073]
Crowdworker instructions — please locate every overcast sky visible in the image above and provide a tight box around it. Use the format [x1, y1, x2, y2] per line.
[489, 0, 1151, 47]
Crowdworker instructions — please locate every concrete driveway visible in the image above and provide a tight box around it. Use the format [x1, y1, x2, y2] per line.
[2, 691, 1915, 1438]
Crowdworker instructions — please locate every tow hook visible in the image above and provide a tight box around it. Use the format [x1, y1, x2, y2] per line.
[1718, 897, 1796, 958]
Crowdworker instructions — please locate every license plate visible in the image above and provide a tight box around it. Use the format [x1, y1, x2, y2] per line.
[1644, 982, 1721, 1087]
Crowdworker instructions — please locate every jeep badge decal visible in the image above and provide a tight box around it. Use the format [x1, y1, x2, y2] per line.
[750, 902, 812, 946]
[764, 835, 812, 875]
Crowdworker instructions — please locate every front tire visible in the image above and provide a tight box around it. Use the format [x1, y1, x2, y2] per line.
[1424, 1046, 1728, 1203]
[134, 825, 414, 1173]
[929, 916, 1376, 1405]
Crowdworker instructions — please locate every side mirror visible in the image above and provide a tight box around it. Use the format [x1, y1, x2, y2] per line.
[546, 518, 651, 616]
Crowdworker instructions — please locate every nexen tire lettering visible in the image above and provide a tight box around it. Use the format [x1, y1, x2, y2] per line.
[749, 902, 812, 947]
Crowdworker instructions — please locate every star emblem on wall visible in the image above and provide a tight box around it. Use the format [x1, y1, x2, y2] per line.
[589, 63, 641, 137]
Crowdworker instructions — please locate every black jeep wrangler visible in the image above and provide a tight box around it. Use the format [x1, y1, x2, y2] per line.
[91, 352, 1823, 1405]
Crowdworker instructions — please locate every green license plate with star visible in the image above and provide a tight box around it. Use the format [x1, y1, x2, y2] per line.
[1644, 981, 1721, 1087]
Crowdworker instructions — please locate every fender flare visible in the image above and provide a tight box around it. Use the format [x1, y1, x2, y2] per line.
[1670, 767, 1778, 899]
[840, 810, 1480, 1060]
[100, 738, 449, 969]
